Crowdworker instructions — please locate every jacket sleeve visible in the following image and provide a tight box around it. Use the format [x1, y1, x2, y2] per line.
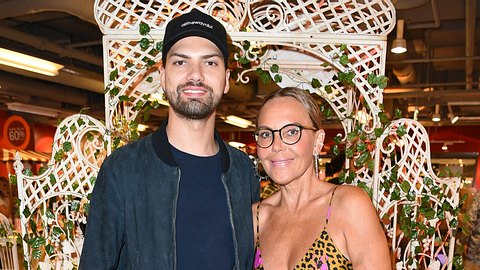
[250, 162, 260, 203]
[79, 157, 125, 270]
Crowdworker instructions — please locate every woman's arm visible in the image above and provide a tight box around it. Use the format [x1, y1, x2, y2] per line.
[342, 187, 391, 270]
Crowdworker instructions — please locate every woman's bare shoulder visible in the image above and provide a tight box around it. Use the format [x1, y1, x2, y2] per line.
[333, 185, 376, 214]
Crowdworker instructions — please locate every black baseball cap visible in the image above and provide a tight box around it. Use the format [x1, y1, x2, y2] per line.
[162, 9, 229, 66]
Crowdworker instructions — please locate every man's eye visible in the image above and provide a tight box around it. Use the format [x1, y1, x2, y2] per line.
[206, 61, 218, 66]
[174, 60, 186, 65]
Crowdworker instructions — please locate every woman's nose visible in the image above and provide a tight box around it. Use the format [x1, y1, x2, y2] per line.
[271, 132, 285, 152]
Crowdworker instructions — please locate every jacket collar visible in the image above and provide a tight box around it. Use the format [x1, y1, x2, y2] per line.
[151, 119, 230, 173]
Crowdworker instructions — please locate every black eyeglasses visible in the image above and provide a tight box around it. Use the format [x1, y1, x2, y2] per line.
[254, 124, 317, 148]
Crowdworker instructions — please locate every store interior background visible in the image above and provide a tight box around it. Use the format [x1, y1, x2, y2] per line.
[0, 0, 479, 221]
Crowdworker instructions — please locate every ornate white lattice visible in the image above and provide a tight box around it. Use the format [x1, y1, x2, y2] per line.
[13, 1, 460, 269]
[375, 119, 460, 269]
[14, 115, 107, 269]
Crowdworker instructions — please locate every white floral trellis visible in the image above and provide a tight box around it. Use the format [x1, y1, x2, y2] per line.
[13, 1, 460, 269]
[14, 115, 107, 269]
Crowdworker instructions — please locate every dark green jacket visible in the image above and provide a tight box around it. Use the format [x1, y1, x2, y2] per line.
[79, 120, 260, 269]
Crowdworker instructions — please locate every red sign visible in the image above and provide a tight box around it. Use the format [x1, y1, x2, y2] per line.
[3, 115, 31, 149]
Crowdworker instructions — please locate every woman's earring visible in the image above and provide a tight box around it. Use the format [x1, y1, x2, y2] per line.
[314, 154, 319, 177]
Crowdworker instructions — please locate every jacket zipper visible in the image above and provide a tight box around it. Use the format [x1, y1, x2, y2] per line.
[173, 168, 181, 270]
[221, 174, 240, 269]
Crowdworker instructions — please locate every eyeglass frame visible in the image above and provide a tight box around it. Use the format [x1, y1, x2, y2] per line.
[254, 123, 318, 148]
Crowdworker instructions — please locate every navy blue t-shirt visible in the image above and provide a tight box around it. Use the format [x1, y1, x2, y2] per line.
[171, 145, 234, 269]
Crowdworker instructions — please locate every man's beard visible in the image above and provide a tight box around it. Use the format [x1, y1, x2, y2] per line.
[165, 82, 222, 120]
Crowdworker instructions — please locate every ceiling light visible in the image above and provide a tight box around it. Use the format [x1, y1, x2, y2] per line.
[441, 144, 448, 151]
[355, 110, 372, 124]
[223, 115, 252, 129]
[228, 141, 246, 149]
[449, 114, 459, 124]
[0, 48, 64, 76]
[432, 104, 441, 122]
[391, 19, 407, 54]
[137, 124, 149, 132]
[7, 102, 59, 118]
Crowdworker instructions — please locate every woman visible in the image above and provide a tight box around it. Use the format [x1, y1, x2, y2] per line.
[252, 87, 390, 270]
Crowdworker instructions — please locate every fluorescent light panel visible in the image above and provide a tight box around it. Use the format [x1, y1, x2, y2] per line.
[224, 115, 252, 129]
[7, 102, 59, 118]
[0, 48, 64, 76]
[228, 141, 246, 149]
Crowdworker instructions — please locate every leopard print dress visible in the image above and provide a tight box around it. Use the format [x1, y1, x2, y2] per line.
[254, 187, 353, 270]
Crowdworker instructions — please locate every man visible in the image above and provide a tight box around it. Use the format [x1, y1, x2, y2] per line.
[79, 9, 259, 269]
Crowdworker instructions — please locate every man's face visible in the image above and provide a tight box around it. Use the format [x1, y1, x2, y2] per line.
[159, 36, 230, 120]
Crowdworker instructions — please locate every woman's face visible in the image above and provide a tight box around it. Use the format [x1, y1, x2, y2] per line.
[256, 96, 321, 185]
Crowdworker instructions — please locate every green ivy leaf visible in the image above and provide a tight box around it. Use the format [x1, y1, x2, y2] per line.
[52, 227, 63, 237]
[242, 40, 250, 50]
[324, 85, 333, 94]
[45, 209, 55, 219]
[256, 68, 271, 84]
[378, 111, 389, 124]
[23, 207, 31, 219]
[356, 141, 367, 152]
[139, 37, 150, 50]
[450, 218, 458, 228]
[270, 64, 279, 73]
[345, 148, 354, 159]
[45, 244, 54, 256]
[49, 174, 56, 186]
[339, 54, 349, 66]
[109, 68, 118, 81]
[119, 95, 130, 102]
[71, 201, 80, 212]
[367, 73, 375, 85]
[237, 56, 250, 65]
[396, 125, 407, 137]
[391, 188, 400, 200]
[424, 207, 436, 219]
[400, 181, 411, 193]
[63, 141, 72, 152]
[354, 151, 370, 167]
[311, 78, 321, 88]
[331, 144, 339, 155]
[376, 75, 389, 89]
[110, 86, 119, 97]
[31, 249, 42, 260]
[146, 76, 153, 83]
[31, 236, 46, 249]
[374, 127, 384, 138]
[139, 22, 150, 35]
[346, 131, 357, 142]
[54, 149, 64, 162]
[274, 74, 282, 83]
[333, 135, 342, 144]
[394, 108, 403, 119]
[155, 41, 163, 51]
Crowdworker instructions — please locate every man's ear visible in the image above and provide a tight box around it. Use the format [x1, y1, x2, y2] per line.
[158, 65, 165, 90]
[313, 129, 326, 156]
[224, 69, 230, 94]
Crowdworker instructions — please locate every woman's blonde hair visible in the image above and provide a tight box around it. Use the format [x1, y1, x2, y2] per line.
[258, 87, 322, 129]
